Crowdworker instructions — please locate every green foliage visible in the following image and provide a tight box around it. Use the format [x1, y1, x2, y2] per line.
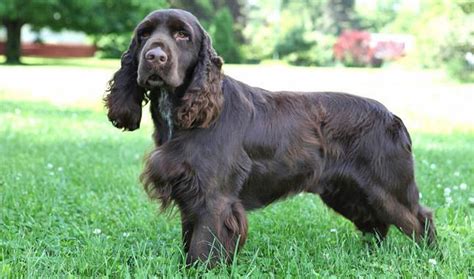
[0, 0, 168, 62]
[240, 1, 277, 62]
[241, 0, 360, 65]
[77, 0, 167, 58]
[440, 5, 474, 82]
[356, 0, 401, 32]
[277, 27, 336, 67]
[360, 0, 474, 81]
[309, 33, 337, 66]
[208, 8, 242, 63]
[276, 26, 313, 58]
[0, 0, 73, 29]
[95, 33, 133, 59]
[323, 0, 360, 35]
[382, 0, 466, 69]
[170, 0, 245, 63]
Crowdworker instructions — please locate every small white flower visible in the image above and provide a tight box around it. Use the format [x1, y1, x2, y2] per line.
[57, 167, 63, 172]
[454, 171, 460, 177]
[428, 258, 437, 265]
[469, 197, 474, 205]
[93, 228, 102, 235]
[445, 196, 453, 205]
[430, 164, 436, 169]
[49, 172, 54, 176]
[47, 163, 54, 169]
[465, 51, 474, 64]
[330, 228, 337, 233]
[460, 183, 467, 190]
[122, 232, 130, 237]
[444, 188, 451, 196]
[419, 193, 423, 199]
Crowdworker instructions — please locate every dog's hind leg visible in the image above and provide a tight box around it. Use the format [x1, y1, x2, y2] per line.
[355, 218, 390, 244]
[315, 175, 390, 242]
[367, 186, 428, 243]
[364, 154, 436, 245]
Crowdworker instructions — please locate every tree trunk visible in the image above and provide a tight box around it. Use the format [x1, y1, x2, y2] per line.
[4, 20, 23, 64]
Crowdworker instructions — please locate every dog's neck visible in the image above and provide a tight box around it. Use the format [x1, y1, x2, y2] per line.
[147, 87, 177, 145]
[150, 76, 193, 144]
[158, 88, 174, 140]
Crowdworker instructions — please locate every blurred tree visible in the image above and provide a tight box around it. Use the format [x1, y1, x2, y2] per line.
[382, 0, 467, 69]
[243, 0, 363, 65]
[441, 1, 474, 82]
[169, 0, 214, 22]
[170, 0, 245, 63]
[208, 8, 241, 63]
[356, 0, 401, 32]
[169, 0, 245, 26]
[0, 0, 166, 64]
[276, 26, 313, 58]
[323, 0, 360, 35]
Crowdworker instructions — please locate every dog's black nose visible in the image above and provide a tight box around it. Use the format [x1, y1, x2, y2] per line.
[145, 47, 167, 65]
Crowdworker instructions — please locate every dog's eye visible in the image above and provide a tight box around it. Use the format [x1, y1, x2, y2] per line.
[140, 31, 151, 39]
[174, 31, 189, 41]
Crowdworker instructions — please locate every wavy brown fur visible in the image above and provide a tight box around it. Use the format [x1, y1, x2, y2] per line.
[175, 31, 224, 129]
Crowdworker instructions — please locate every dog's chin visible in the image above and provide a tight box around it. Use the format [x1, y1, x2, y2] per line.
[146, 74, 165, 88]
[136, 74, 164, 89]
[138, 74, 182, 90]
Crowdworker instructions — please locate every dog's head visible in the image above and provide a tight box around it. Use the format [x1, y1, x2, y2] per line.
[105, 9, 223, 131]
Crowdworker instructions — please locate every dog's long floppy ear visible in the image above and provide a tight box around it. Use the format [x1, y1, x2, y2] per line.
[104, 36, 146, 131]
[175, 28, 224, 129]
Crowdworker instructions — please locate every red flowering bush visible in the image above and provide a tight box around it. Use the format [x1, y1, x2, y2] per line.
[334, 30, 405, 67]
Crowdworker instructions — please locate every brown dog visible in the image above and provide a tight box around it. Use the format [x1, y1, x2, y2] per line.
[104, 9, 436, 266]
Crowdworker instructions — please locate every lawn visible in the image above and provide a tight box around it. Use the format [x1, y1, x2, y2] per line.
[1, 60, 473, 277]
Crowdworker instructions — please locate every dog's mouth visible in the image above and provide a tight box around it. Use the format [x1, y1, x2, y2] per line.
[138, 64, 181, 90]
[146, 74, 165, 88]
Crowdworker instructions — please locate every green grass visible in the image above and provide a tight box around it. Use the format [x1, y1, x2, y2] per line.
[1, 100, 473, 278]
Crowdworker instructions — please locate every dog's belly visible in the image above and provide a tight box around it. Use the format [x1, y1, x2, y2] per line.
[239, 159, 321, 210]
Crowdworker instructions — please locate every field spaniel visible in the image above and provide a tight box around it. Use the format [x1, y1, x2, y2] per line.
[104, 9, 436, 266]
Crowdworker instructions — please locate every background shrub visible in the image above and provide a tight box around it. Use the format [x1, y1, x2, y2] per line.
[440, 5, 474, 82]
[208, 8, 242, 64]
[333, 30, 372, 67]
[95, 33, 132, 59]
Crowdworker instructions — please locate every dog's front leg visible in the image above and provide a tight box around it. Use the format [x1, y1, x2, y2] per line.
[181, 214, 194, 255]
[186, 198, 248, 267]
